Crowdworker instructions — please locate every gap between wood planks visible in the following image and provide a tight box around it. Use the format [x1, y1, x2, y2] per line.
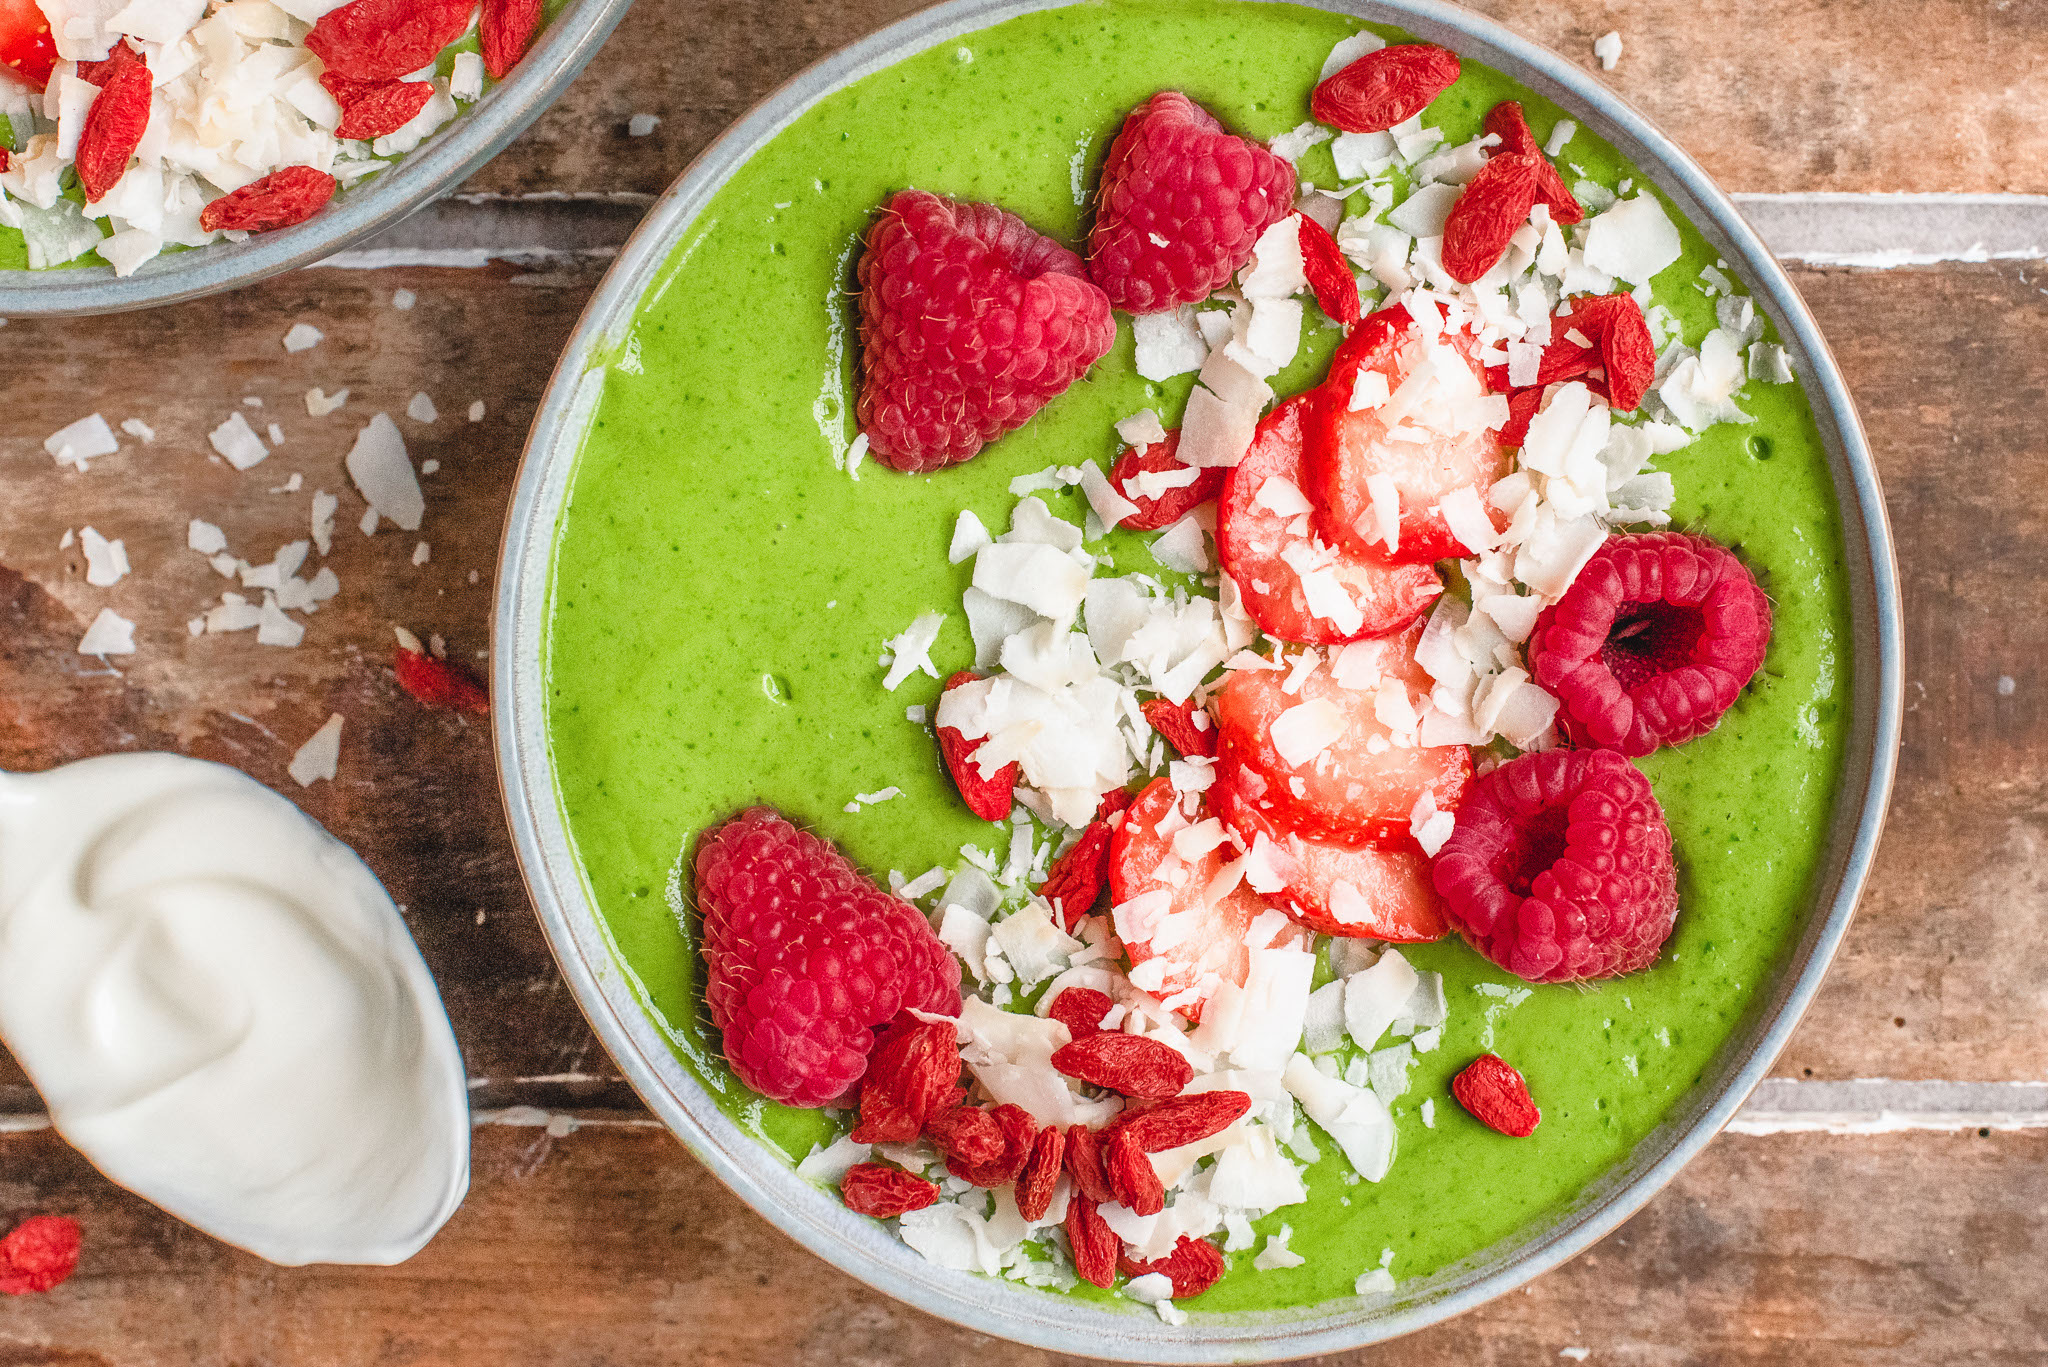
[4, 1078, 2046, 1137]
[314, 193, 2048, 271]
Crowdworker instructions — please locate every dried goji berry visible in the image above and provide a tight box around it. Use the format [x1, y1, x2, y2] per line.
[1110, 430, 1225, 532]
[75, 40, 142, 87]
[1294, 212, 1360, 328]
[75, 56, 150, 202]
[927, 1104, 1004, 1168]
[1441, 152, 1542, 285]
[1051, 1032, 1193, 1100]
[1114, 1089, 1251, 1153]
[1310, 42, 1460, 134]
[480, 0, 543, 79]
[851, 1011, 960, 1144]
[395, 641, 490, 713]
[321, 71, 433, 141]
[307, 0, 474, 82]
[1499, 385, 1543, 448]
[0, 1216, 81, 1296]
[1452, 1053, 1542, 1137]
[1141, 697, 1216, 760]
[1065, 1195, 1118, 1287]
[1569, 293, 1659, 412]
[1038, 802, 1126, 928]
[1119, 1234, 1226, 1299]
[1064, 1123, 1116, 1204]
[1483, 100, 1583, 226]
[1013, 1122, 1066, 1221]
[939, 1103, 1037, 1187]
[839, 1162, 940, 1218]
[1485, 338, 1601, 395]
[937, 671, 1018, 822]
[1046, 987, 1114, 1041]
[200, 166, 338, 234]
[1103, 1125, 1164, 1216]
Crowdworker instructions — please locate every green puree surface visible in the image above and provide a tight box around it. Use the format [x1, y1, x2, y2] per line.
[544, 0, 1852, 1314]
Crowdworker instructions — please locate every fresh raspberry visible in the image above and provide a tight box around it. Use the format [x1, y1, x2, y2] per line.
[694, 808, 961, 1107]
[1527, 532, 1773, 756]
[0, 1216, 80, 1296]
[1087, 91, 1296, 314]
[1432, 749, 1678, 983]
[857, 189, 1113, 472]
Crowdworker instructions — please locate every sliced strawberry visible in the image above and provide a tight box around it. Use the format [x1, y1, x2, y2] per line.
[1217, 394, 1441, 646]
[1109, 778, 1277, 1019]
[0, 0, 55, 89]
[1211, 617, 1473, 847]
[1215, 784, 1449, 941]
[1306, 304, 1510, 565]
[1110, 430, 1224, 531]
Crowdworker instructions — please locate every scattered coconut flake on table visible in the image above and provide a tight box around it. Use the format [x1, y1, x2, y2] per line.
[119, 417, 155, 443]
[209, 412, 270, 471]
[79, 527, 130, 587]
[78, 607, 136, 656]
[44, 413, 118, 470]
[187, 520, 226, 555]
[393, 290, 417, 311]
[407, 392, 438, 423]
[282, 323, 324, 354]
[412, 542, 431, 567]
[1593, 31, 1623, 69]
[467, 401, 486, 423]
[346, 414, 425, 531]
[628, 113, 661, 137]
[306, 387, 349, 417]
[288, 714, 345, 787]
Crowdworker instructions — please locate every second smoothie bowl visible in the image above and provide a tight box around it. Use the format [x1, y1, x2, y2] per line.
[495, 0, 1900, 1356]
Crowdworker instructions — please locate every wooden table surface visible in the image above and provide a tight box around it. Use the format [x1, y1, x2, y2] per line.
[3, 1, 2045, 1362]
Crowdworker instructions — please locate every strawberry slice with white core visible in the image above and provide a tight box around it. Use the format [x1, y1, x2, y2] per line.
[1217, 394, 1442, 646]
[1307, 303, 1511, 565]
[1109, 777, 1297, 1019]
[1211, 616, 1474, 846]
[1216, 783, 1449, 941]
[0, 0, 56, 88]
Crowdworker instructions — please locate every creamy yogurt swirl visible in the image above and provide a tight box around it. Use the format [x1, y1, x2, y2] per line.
[0, 753, 469, 1266]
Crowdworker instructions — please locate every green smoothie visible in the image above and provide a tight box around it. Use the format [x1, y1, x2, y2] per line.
[542, 0, 1850, 1313]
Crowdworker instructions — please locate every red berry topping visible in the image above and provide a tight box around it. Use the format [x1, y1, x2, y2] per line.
[1215, 784, 1449, 942]
[857, 189, 1113, 472]
[1482, 101, 1583, 226]
[1087, 90, 1296, 314]
[1432, 749, 1679, 982]
[1141, 697, 1215, 759]
[1066, 1195, 1119, 1287]
[1527, 532, 1772, 756]
[937, 670, 1020, 821]
[941, 1102, 1037, 1187]
[1013, 1123, 1067, 1221]
[1311, 43, 1460, 133]
[1308, 302, 1511, 564]
[307, 0, 474, 82]
[480, 0, 543, 80]
[1108, 778, 1271, 1019]
[694, 808, 962, 1107]
[1110, 429, 1224, 531]
[839, 1162, 940, 1217]
[75, 53, 150, 203]
[1052, 1031, 1194, 1100]
[1294, 211, 1360, 328]
[395, 640, 490, 713]
[1114, 1090, 1250, 1152]
[1211, 617, 1473, 847]
[199, 166, 337, 234]
[850, 1011, 960, 1144]
[1120, 1234, 1227, 1298]
[1064, 1124, 1116, 1204]
[1217, 395, 1443, 645]
[1104, 1126, 1165, 1215]
[320, 72, 434, 142]
[1451, 1054, 1541, 1136]
[0, 1215, 81, 1296]
[1566, 293, 1659, 412]
[1036, 787, 1133, 928]
[1046, 986, 1114, 1040]
[1441, 152, 1542, 284]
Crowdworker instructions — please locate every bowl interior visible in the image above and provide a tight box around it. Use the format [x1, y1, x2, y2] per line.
[492, 0, 1902, 1358]
[0, 0, 633, 316]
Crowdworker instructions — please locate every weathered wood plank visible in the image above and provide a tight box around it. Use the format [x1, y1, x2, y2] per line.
[0, 260, 2041, 1102]
[0, 1120, 2041, 1364]
[460, 0, 2048, 200]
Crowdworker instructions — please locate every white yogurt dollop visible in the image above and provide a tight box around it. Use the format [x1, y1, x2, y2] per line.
[0, 753, 469, 1265]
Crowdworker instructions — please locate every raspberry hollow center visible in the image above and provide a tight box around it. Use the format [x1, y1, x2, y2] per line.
[1598, 600, 1707, 692]
[1494, 802, 1570, 898]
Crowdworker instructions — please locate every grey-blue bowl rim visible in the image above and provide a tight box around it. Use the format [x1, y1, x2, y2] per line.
[490, 1, 1903, 1358]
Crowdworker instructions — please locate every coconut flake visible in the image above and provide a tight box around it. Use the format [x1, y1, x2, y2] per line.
[1270, 697, 1347, 768]
[1132, 306, 1209, 381]
[282, 322, 324, 353]
[880, 611, 947, 690]
[208, 411, 271, 470]
[44, 413, 119, 469]
[79, 526, 129, 586]
[1582, 195, 1681, 287]
[1593, 30, 1623, 68]
[345, 413, 425, 531]
[406, 392, 438, 423]
[77, 607, 135, 656]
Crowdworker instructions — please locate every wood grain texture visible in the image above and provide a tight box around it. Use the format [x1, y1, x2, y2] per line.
[1, 1119, 2043, 1365]
[457, 0, 2048, 200]
[4, 261, 2043, 1099]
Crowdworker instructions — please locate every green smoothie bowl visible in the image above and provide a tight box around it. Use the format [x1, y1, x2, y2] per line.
[493, 0, 1901, 1356]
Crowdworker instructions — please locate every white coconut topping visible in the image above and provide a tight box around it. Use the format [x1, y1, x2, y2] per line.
[79, 526, 130, 586]
[344, 413, 423, 531]
[44, 413, 119, 470]
[880, 611, 947, 690]
[1593, 30, 1623, 69]
[1132, 306, 1209, 381]
[282, 323, 324, 353]
[77, 606, 136, 656]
